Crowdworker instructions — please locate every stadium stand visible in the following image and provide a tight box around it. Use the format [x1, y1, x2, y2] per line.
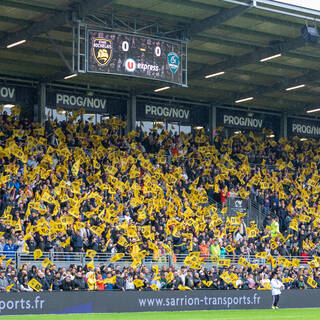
[0, 109, 320, 292]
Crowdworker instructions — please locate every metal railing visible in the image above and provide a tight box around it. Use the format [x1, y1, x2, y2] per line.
[0, 251, 313, 270]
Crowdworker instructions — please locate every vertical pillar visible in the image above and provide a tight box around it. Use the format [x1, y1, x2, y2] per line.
[281, 112, 287, 138]
[126, 94, 136, 133]
[39, 82, 46, 124]
[209, 105, 217, 142]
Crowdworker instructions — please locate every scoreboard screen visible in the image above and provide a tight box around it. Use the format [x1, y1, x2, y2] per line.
[87, 30, 186, 86]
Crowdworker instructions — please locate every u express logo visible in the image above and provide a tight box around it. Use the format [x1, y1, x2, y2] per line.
[93, 38, 113, 66]
[125, 58, 136, 72]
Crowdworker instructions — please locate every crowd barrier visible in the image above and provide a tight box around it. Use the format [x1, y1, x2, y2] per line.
[0, 289, 319, 315]
[0, 251, 313, 269]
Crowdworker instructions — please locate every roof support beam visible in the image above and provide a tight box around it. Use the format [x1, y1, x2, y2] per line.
[0, 0, 114, 48]
[0, 0, 60, 14]
[189, 4, 250, 38]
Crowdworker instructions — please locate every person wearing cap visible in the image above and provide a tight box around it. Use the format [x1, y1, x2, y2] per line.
[271, 273, 284, 309]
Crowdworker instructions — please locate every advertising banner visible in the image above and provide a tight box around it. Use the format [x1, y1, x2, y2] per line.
[46, 90, 127, 115]
[288, 117, 320, 138]
[217, 108, 280, 132]
[136, 101, 209, 125]
[0, 86, 16, 103]
[0, 289, 319, 315]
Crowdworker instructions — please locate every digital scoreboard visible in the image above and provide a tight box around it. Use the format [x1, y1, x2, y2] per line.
[87, 30, 187, 86]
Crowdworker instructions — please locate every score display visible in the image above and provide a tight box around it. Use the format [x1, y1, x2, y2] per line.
[87, 30, 186, 86]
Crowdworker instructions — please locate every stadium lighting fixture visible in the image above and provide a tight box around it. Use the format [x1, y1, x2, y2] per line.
[6, 40, 26, 48]
[64, 73, 78, 80]
[267, 134, 275, 138]
[307, 108, 320, 113]
[194, 126, 203, 130]
[3, 104, 15, 108]
[285, 84, 305, 91]
[205, 71, 225, 79]
[234, 131, 241, 134]
[260, 53, 282, 62]
[154, 86, 170, 92]
[235, 97, 254, 103]
[300, 138, 308, 141]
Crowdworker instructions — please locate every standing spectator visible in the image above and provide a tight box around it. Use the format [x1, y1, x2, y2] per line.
[3, 239, 18, 259]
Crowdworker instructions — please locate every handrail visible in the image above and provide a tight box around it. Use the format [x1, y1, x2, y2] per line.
[1, 251, 312, 269]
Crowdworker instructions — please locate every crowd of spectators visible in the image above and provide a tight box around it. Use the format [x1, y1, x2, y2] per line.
[0, 109, 320, 291]
[1, 261, 319, 292]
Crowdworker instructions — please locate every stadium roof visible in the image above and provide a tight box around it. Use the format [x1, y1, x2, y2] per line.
[1, 0, 320, 114]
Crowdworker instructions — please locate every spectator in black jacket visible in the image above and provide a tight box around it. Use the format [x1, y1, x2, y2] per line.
[71, 230, 83, 252]
[36, 271, 50, 291]
[74, 272, 88, 290]
[61, 276, 74, 291]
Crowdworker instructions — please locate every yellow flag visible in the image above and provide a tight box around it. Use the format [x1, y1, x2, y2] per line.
[33, 249, 43, 260]
[133, 279, 144, 288]
[6, 258, 13, 267]
[86, 249, 97, 259]
[202, 280, 213, 287]
[28, 278, 42, 292]
[41, 258, 54, 269]
[110, 253, 125, 262]
[166, 272, 174, 283]
[150, 284, 160, 291]
[238, 256, 250, 268]
[255, 251, 268, 259]
[178, 284, 192, 291]
[117, 236, 129, 247]
[220, 207, 228, 216]
[307, 277, 318, 289]
[103, 275, 117, 284]
[224, 245, 235, 253]
[6, 284, 14, 292]
[71, 160, 80, 177]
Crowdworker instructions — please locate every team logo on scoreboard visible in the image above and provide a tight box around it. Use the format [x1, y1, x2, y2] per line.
[125, 58, 136, 72]
[93, 38, 113, 66]
[167, 52, 180, 74]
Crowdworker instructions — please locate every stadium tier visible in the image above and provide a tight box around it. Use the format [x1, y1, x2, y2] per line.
[1, 0, 320, 317]
[0, 111, 320, 292]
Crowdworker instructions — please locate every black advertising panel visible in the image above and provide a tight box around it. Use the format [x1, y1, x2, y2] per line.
[0, 290, 319, 315]
[87, 30, 185, 86]
[46, 90, 126, 115]
[288, 117, 320, 138]
[217, 108, 280, 133]
[136, 101, 208, 125]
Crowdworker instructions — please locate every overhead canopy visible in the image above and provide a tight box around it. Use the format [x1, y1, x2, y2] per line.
[0, 0, 320, 115]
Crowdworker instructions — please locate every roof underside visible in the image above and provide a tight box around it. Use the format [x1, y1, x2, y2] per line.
[0, 0, 320, 115]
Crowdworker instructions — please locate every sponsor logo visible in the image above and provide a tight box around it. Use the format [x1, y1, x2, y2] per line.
[93, 38, 113, 66]
[136, 63, 159, 72]
[145, 104, 190, 120]
[292, 122, 320, 135]
[125, 58, 136, 72]
[223, 115, 263, 128]
[0, 296, 45, 314]
[56, 93, 106, 110]
[167, 52, 180, 74]
[0, 87, 15, 100]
